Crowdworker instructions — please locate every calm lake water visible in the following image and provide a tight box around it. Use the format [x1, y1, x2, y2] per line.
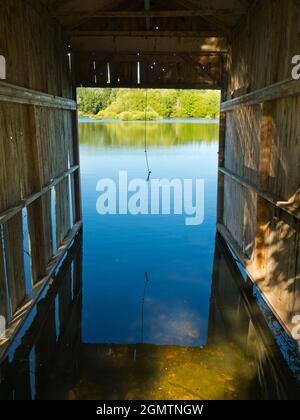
[79, 120, 219, 346]
[0, 119, 299, 400]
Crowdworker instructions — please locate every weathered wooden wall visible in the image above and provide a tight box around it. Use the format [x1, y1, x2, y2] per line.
[74, 50, 223, 89]
[209, 235, 299, 399]
[0, 233, 83, 399]
[1, 0, 299, 358]
[218, 0, 300, 347]
[0, 0, 81, 349]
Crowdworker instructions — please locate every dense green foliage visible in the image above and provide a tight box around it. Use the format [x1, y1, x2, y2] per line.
[77, 88, 220, 120]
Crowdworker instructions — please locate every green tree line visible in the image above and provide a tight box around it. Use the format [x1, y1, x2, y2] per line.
[77, 88, 220, 121]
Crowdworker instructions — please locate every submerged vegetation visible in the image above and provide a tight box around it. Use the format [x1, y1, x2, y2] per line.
[77, 88, 220, 121]
[68, 343, 256, 400]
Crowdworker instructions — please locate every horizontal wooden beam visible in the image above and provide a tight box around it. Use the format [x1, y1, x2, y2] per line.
[58, 9, 245, 18]
[70, 30, 226, 37]
[221, 78, 300, 111]
[0, 221, 82, 361]
[77, 81, 221, 90]
[71, 35, 228, 53]
[0, 165, 79, 226]
[76, 51, 221, 58]
[75, 51, 221, 65]
[219, 167, 300, 220]
[0, 81, 77, 110]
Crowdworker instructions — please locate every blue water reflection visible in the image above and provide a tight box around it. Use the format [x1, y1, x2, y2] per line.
[79, 120, 219, 346]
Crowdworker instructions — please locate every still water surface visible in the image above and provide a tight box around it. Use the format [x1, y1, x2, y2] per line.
[80, 120, 219, 346]
[0, 119, 299, 400]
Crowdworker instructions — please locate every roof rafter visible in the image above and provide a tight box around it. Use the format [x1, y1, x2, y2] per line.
[56, 9, 247, 18]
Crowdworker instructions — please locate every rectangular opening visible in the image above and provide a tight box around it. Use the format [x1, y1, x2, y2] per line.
[0, 224, 11, 321]
[68, 174, 74, 228]
[77, 87, 221, 349]
[50, 187, 57, 254]
[67, 52, 72, 72]
[137, 61, 141, 85]
[0, 55, 6, 79]
[22, 208, 32, 295]
[107, 63, 111, 84]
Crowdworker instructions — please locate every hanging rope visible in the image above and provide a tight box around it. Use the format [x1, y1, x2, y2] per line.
[144, 89, 151, 182]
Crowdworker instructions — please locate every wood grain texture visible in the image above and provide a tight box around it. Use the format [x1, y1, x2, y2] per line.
[3, 214, 26, 314]
[0, 82, 76, 110]
[0, 0, 81, 338]
[0, 236, 8, 319]
[221, 79, 300, 112]
[222, 0, 300, 342]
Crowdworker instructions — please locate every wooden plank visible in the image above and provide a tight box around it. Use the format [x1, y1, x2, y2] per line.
[70, 30, 226, 37]
[3, 213, 26, 315]
[75, 51, 222, 59]
[0, 0, 29, 88]
[0, 165, 79, 226]
[0, 234, 8, 320]
[26, 106, 48, 283]
[75, 52, 222, 89]
[219, 167, 300, 221]
[71, 35, 228, 54]
[0, 221, 82, 361]
[268, 94, 300, 202]
[223, 105, 261, 185]
[55, 178, 71, 248]
[0, 81, 77, 110]
[223, 173, 257, 258]
[179, 54, 217, 85]
[0, 103, 32, 210]
[27, 199, 48, 284]
[41, 191, 54, 264]
[217, 112, 226, 224]
[58, 9, 246, 18]
[73, 234, 83, 293]
[253, 102, 275, 273]
[71, 91, 82, 222]
[215, 232, 299, 392]
[262, 217, 299, 341]
[221, 78, 300, 111]
[216, 223, 296, 341]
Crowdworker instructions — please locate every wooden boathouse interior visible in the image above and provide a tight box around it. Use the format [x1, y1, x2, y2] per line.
[0, 0, 300, 376]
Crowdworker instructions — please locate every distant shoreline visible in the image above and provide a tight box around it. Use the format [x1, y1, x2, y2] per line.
[78, 116, 219, 124]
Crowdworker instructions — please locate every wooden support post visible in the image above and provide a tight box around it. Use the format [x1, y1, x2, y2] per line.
[217, 111, 226, 224]
[253, 101, 274, 275]
[71, 89, 82, 223]
[0, 236, 8, 320]
[73, 233, 83, 293]
[3, 214, 26, 315]
[27, 106, 49, 283]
